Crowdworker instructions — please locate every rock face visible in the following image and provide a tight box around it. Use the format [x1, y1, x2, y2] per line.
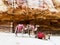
[53, 0, 60, 6]
[0, 0, 60, 33]
[53, 0, 60, 12]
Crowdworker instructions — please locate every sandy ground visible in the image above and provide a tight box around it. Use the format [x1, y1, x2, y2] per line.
[0, 32, 60, 45]
[0, 32, 56, 45]
[50, 36, 60, 45]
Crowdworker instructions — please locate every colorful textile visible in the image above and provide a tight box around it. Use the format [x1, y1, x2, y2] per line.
[37, 32, 45, 39]
[15, 24, 24, 33]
